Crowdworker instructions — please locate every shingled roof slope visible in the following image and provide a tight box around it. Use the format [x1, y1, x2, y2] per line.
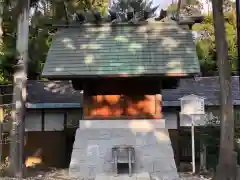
[42, 21, 200, 78]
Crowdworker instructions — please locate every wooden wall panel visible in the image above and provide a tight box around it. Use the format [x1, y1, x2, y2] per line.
[84, 95, 122, 119]
[83, 78, 164, 120]
[156, 94, 163, 118]
[83, 95, 96, 117]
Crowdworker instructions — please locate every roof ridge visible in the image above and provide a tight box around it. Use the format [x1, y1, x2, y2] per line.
[55, 20, 180, 29]
[28, 80, 71, 83]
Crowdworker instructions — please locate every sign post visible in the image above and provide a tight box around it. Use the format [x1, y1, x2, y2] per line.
[191, 114, 195, 173]
[179, 94, 205, 174]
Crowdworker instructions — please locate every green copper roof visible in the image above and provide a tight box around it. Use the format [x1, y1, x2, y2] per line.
[42, 21, 200, 78]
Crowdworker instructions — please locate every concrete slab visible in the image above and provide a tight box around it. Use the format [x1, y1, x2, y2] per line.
[95, 172, 151, 180]
[137, 172, 151, 180]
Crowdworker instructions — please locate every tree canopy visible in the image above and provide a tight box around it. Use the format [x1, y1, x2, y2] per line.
[167, 0, 237, 76]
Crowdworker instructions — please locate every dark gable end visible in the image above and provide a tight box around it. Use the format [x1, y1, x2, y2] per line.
[42, 20, 200, 78]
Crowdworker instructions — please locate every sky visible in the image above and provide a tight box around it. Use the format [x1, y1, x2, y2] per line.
[153, 0, 173, 10]
[107, 0, 174, 17]
[155, 0, 236, 15]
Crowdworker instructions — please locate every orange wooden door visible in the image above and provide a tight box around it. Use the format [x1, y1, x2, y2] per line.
[95, 95, 122, 118]
[125, 94, 163, 119]
[84, 95, 123, 119]
[84, 94, 163, 119]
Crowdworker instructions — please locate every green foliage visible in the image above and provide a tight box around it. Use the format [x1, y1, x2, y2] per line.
[193, 12, 237, 76]
[200, 125, 220, 169]
[167, 3, 178, 16]
[200, 110, 240, 170]
[166, 1, 237, 76]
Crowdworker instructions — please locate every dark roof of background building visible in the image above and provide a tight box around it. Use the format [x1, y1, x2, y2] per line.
[26, 76, 240, 107]
[27, 80, 82, 104]
[163, 76, 240, 106]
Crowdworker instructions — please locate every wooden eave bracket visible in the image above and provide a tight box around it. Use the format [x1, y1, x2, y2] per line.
[178, 16, 204, 25]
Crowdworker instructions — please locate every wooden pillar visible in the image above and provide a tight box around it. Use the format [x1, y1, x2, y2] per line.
[200, 143, 207, 171]
[176, 111, 181, 170]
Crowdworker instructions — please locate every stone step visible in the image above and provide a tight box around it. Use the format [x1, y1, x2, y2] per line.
[95, 172, 151, 180]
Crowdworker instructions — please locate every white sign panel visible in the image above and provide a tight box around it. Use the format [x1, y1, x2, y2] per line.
[180, 94, 205, 115]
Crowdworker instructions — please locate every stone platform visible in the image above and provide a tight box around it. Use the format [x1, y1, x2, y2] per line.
[69, 120, 179, 180]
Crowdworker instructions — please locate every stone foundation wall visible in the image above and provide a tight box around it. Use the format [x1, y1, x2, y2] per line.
[69, 120, 179, 180]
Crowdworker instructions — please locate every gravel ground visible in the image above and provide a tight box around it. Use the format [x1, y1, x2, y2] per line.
[0, 170, 213, 180]
[179, 172, 212, 180]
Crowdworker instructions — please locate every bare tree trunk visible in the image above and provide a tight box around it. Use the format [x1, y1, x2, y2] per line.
[9, 0, 29, 178]
[0, 0, 4, 163]
[212, 0, 237, 179]
[0, 0, 3, 50]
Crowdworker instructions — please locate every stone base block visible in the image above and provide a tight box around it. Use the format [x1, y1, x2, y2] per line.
[69, 120, 179, 180]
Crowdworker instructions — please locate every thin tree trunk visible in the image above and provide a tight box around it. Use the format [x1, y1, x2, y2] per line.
[212, 0, 237, 179]
[9, 0, 29, 178]
[237, 0, 240, 84]
[177, 0, 182, 21]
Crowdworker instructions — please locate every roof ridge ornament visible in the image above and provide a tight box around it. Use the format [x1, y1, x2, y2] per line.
[155, 9, 167, 21]
[92, 8, 102, 23]
[73, 10, 86, 24]
[71, 0, 162, 25]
